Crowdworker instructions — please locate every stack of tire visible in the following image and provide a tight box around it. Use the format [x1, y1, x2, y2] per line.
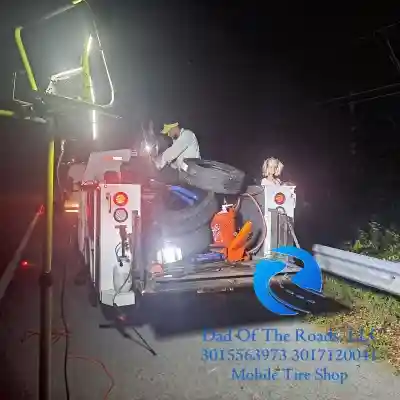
[155, 159, 246, 258]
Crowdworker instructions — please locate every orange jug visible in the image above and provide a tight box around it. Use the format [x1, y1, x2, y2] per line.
[210, 204, 236, 253]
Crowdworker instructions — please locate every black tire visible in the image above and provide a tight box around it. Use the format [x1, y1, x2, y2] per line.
[183, 159, 245, 195]
[155, 190, 218, 236]
[159, 223, 212, 259]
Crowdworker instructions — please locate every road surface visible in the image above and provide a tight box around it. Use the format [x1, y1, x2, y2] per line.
[0, 215, 399, 399]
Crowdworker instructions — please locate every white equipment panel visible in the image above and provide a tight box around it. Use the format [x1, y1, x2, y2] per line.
[263, 185, 296, 256]
[97, 184, 141, 303]
[264, 185, 296, 218]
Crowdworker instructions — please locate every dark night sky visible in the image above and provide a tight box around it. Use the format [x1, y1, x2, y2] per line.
[3, 1, 400, 245]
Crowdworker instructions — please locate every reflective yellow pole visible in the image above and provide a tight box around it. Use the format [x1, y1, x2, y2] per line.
[15, 24, 53, 400]
[0, 110, 15, 117]
[14, 2, 93, 396]
[45, 140, 55, 275]
[40, 131, 55, 400]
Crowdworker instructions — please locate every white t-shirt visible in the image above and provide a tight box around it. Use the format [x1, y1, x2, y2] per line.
[261, 177, 282, 186]
[157, 128, 200, 170]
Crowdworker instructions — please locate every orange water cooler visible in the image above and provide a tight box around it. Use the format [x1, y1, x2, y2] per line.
[210, 203, 253, 262]
[210, 204, 236, 256]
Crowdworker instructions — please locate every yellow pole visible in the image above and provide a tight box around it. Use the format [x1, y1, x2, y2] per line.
[38, 133, 54, 400]
[45, 140, 55, 276]
[14, 23, 53, 400]
[0, 110, 15, 117]
[82, 35, 92, 102]
[14, 27, 38, 91]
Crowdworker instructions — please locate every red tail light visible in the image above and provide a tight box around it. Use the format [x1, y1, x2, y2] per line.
[113, 192, 128, 206]
[274, 192, 286, 205]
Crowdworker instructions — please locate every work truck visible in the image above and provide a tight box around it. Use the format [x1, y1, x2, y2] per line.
[69, 149, 297, 309]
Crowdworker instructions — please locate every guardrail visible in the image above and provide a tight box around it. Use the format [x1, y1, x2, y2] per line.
[313, 244, 400, 297]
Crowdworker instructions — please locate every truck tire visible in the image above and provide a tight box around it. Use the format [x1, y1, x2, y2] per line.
[159, 223, 212, 259]
[155, 190, 218, 236]
[183, 159, 245, 195]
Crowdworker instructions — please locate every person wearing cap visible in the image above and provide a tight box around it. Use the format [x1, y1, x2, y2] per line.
[153, 122, 201, 182]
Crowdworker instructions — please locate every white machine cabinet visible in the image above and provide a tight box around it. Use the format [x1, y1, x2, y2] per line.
[263, 184, 296, 255]
[77, 149, 142, 307]
[97, 183, 141, 306]
[238, 184, 297, 258]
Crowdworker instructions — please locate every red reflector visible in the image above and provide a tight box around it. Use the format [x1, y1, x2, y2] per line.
[20, 260, 30, 269]
[113, 192, 128, 206]
[274, 192, 286, 205]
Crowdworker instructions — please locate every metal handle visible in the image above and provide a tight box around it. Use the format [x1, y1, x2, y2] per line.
[106, 193, 111, 213]
[37, 91, 121, 118]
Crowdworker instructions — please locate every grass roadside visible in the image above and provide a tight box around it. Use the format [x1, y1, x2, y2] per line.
[308, 222, 400, 372]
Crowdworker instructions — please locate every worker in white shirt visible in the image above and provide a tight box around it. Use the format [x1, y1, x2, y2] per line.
[153, 122, 201, 183]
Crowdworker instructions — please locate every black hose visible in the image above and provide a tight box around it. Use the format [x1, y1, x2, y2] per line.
[61, 233, 72, 400]
[234, 191, 267, 255]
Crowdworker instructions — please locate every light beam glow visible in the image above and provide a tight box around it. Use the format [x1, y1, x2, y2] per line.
[86, 35, 97, 140]
[52, 67, 83, 81]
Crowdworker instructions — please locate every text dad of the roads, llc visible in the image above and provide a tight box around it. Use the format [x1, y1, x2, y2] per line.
[200, 327, 378, 384]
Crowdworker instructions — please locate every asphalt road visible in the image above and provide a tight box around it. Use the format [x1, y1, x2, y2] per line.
[0, 215, 399, 399]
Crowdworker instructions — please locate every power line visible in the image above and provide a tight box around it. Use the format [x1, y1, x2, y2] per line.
[319, 18, 400, 107]
[384, 36, 400, 74]
[375, 20, 400, 34]
[351, 89, 400, 105]
[317, 81, 400, 105]
[358, 18, 400, 41]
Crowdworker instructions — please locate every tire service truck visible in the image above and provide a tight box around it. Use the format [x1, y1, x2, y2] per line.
[74, 149, 297, 308]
